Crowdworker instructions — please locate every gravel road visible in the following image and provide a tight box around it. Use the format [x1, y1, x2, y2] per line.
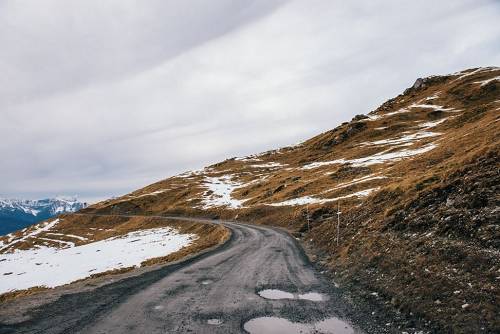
[0, 218, 371, 334]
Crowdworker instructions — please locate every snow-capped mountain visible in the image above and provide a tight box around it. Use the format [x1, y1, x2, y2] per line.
[0, 197, 86, 235]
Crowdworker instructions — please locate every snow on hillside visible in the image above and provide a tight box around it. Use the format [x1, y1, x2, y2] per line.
[302, 144, 437, 170]
[0, 218, 62, 253]
[0, 221, 196, 294]
[268, 188, 379, 207]
[200, 175, 246, 209]
[88, 66, 499, 215]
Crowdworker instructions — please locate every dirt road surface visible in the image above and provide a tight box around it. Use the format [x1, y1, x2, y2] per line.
[0, 217, 380, 333]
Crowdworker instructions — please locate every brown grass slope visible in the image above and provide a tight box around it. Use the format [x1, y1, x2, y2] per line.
[81, 66, 499, 333]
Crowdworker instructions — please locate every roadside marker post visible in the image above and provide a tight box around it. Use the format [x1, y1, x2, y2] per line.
[336, 202, 341, 246]
[306, 204, 310, 232]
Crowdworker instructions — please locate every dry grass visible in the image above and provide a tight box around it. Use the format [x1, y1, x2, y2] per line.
[0, 287, 49, 304]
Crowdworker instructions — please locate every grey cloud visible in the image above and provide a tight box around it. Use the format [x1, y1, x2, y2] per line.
[1, 0, 499, 202]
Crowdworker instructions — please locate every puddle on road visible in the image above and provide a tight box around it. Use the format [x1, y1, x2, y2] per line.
[315, 317, 355, 333]
[244, 317, 308, 334]
[258, 289, 328, 302]
[207, 319, 223, 325]
[298, 292, 328, 301]
[258, 289, 295, 300]
[243, 316, 354, 334]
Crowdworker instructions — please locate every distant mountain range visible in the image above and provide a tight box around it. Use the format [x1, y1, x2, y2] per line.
[0, 197, 86, 235]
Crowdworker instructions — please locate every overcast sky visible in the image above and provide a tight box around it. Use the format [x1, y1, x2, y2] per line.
[1, 0, 499, 203]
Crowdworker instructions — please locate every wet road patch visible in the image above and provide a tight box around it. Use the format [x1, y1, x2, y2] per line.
[258, 289, 294, 300]
[257, 289, 328, 301]
[243, 316, 354, 334]
[207, 319, 223, 325]
[298, 292, 327, 301]
[200, 279, 214, 285]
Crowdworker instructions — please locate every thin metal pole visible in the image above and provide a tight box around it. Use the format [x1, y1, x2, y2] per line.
[336, 201, 341, 246]
[306, 204, 310, 232]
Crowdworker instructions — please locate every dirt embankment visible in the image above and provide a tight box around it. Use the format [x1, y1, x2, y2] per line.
[304, 149, 500, 334]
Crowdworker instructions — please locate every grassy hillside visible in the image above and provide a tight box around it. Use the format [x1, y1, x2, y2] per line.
[3, 66, 499, 332]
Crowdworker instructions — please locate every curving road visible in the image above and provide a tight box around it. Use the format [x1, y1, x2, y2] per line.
[0, 217, 367, 334]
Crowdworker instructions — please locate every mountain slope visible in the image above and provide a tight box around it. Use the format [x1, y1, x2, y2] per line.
[2, 66, 499, 332]
[83, 66, 499, 333]
[0, 198, 86, 235]
[88, 67, 498, 221]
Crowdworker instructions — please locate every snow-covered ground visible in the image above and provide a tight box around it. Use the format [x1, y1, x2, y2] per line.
[250, 162, 284, 168]
[474, 75, 500, 86]
[424, 93, 440, 101]
[302, 144, 437, 170]
[451, 66, 499, 82]
[418, 118, 449, 129]
[268, 188, 378, 207]
[0, 219, 62, 252]
[369, 103, 458, 119]
[360, 131, 440, 147]
[0, 225, 196, 294]
[322, 174, 387, 191]
[200, 175, 246, 209]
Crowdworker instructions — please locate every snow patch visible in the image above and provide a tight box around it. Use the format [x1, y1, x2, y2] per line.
[451, 67, 499, 82]
[36, 237, 75, 248]
[133, 190, 169, 198]
[323, 174, 387, 191]
[375, 103, 458, 119]
[417, 118, 449, 129]
[302, 144, 437, 169]
[46, 232, 88, 241]
[424, 93, 440, 101]
[200, 175, 245, 209]
[0, 227, 195, 294]
[250, 162, 284, 168]
[360, 131, 440, 147]
[235, 156, 262, 162]
[408, 103, 456, 112]
[0, 219, 62, 252]
[474, 76, 500, 86]
[268, 188, 378, 207]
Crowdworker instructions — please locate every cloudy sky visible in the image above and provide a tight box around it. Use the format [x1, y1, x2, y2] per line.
[1, 0, 499, 203]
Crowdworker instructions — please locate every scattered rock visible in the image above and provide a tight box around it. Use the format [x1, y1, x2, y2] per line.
[412, 78, 425, 89]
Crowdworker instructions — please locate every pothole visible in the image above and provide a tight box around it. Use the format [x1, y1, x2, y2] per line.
[257, 289, 328, 301]
[258, 289, 294, 300]
[243, 316, 354, 334]
[207, 319, 223, 325]
[298, 292, 328, 301]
